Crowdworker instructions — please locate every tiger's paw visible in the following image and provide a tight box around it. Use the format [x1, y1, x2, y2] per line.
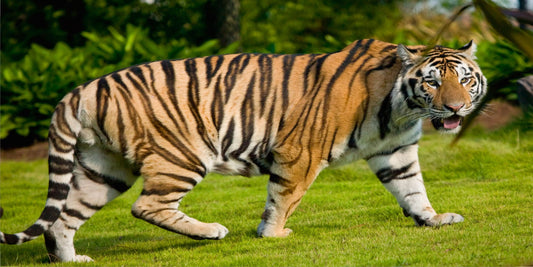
[258, 227, 293, 238]
[73, 255, 94, 262]
[187, 223, 229, 240]
[257, 221, 293, 237]
[204, 223, 229, 240]
[417, 213, 464, 226]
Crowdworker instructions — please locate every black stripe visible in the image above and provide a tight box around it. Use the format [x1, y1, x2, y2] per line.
[348, 125, 358, 148]
[303, 54, 320, 94]
[358, 97, 372, 142]
[377, 91, 393, 139]
[44, 232, 58, 257]
[157, 172, 198, 186]
[326, 128, 339, 161]
[269, 174, 292, 187]
[239, 54, 251, 72]
[47, 181, 70, 200]
[24, 224, 45, 236]
[157, 197, 184, 204]
[413, 214, 429, 226]
[64, 209, 90, 220]
[406, 79, 425, 109]
[115, 99, 128, 155]
[140, 207, 176, 218]
[130, 65, 151, 93]
[258, 54, 273, 116]
[205, 55, 224, 85]
[408, 78, 418, 92]
[211, 76, 224, 131]
[38, 206, 62, 221]
[77, 157, 131, 193]
[429, 60, 442, 67]
[221, 119, 235, 161]
[48, 155, 74, 175]
[48, 127, 74, 153]
[69, 87, 81, 119]
[281, 55, 296, 110]
[141, 186, 190, 196]
[80, 200, 104, 210]
[375, 162, 415, 183]
[224, 54, 246, 103]
[111, 72, 132, 98]
[110, 79, 137, 155]
[404, 192, 422, 198]
[161, 60, 176, 94]
[96, 77, 111, 141]
[53, 102, 75, 138]
[365, 53, 396, 79]
[3, 233, 19, 244]
[250, 152, 273, 174]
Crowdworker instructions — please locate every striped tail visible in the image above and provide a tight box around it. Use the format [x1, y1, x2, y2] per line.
[1, 90, 82, 245]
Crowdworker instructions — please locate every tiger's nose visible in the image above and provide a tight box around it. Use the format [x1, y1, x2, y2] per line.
[444, 103, 465, 112]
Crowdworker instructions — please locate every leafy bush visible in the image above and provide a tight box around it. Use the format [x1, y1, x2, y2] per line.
[0, 0, 214, 62]
[240, 0, 404, 53]
[476, 40, 533, 102]
[0, 25, 238, 146]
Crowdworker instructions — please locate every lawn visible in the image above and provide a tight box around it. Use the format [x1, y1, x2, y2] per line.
[1, 124, 532, 266]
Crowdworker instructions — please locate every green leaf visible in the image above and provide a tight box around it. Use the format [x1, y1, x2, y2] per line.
[108, 26, 125, 43]
[0, 114, 16, 139]
[474, 0, 533, 61]
[37, 104, 55, 115]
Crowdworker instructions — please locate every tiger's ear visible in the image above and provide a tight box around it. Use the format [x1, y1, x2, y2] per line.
[458, 40, 477, 59]
[397, 44, 420, 66]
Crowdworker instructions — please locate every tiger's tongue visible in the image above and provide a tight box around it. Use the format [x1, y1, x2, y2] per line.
[443, 116, 461, 129]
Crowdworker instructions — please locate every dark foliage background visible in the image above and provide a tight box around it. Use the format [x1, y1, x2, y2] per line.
[1, 0, 531, 147]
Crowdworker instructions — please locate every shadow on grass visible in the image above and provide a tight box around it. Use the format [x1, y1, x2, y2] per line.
[0, 233, 215, 265]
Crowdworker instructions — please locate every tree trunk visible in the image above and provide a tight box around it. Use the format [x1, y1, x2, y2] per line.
[206, 0, 241, 49]
[517, 76, 533, 116]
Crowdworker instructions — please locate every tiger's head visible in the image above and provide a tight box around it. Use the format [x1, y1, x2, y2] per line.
[396, 41, 487, 133]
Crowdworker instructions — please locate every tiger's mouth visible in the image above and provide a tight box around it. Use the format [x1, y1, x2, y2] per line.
[431, 115, 463, 131]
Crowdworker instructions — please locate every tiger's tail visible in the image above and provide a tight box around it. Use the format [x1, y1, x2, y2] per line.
[1, 90, 82, 245]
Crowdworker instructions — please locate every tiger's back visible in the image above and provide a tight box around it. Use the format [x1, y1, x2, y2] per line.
[78, 41, 395, 177]
[0, 39, 486, 262]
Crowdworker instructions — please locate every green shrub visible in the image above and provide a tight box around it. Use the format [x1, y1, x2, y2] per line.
[0, 25, 238, 146]
[475, 40, 533, 102]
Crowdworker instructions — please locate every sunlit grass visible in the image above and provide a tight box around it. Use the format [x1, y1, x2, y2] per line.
[1, 125, 532, 266]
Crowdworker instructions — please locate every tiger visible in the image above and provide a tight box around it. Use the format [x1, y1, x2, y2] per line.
[0, 39, 486, 262]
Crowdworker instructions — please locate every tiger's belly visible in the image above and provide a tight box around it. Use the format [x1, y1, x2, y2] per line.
[211, 156, 267, 177]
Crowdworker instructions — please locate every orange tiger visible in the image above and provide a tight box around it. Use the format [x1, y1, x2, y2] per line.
[0, 39, 486, 262]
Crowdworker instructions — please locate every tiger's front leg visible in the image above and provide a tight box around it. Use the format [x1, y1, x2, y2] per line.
[257, 154, 324, 237]
[366, 144, 464, 226]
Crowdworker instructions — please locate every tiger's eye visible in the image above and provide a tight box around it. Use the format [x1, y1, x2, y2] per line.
[461, 77, 470, 84]
[426, 80, 438, 87]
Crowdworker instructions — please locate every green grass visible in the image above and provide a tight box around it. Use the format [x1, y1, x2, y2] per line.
[1, 125, 532, 266]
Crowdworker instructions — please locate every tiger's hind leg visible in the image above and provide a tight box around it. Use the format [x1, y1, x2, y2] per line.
[45, 133, 138, 262]
[131, 156, 228, 240]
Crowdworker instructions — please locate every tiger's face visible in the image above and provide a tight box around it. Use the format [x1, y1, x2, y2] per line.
[397, 41, 487, 133]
